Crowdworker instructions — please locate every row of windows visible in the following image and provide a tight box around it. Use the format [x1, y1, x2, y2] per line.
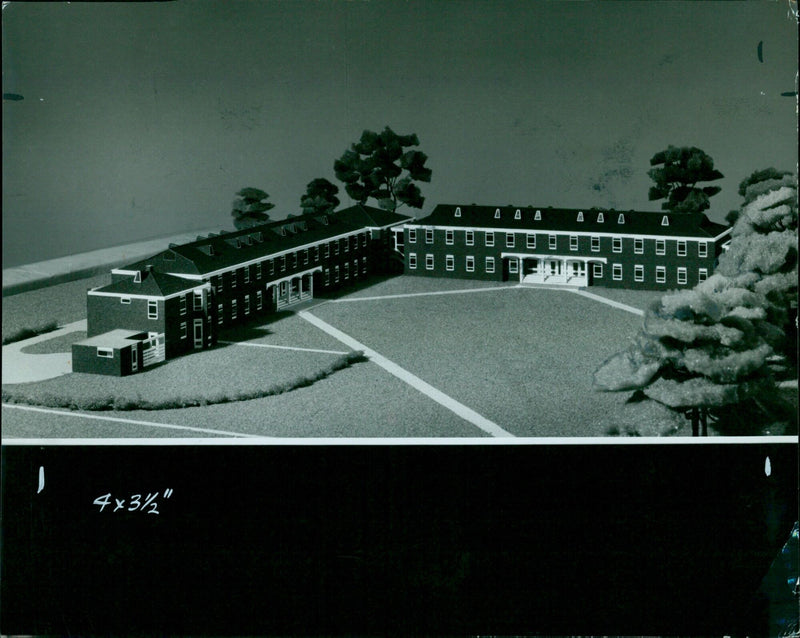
[322, 258, 368, 287]
[451, 207, 674, 227]
[409, 228, 708, 257]
[208, 233, 368, 293]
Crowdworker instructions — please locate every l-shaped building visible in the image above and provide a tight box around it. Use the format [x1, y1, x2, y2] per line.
[73, 203, 730, 375]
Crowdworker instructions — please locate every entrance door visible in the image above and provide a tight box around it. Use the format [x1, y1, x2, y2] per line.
[131, 346, 138, 372]
[193, 318, 203, 349]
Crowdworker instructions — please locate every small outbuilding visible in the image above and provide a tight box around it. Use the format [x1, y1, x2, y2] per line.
[72, 329, 164, 376]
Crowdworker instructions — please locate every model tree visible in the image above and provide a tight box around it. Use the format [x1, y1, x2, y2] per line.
[231, 187, 275, 229]
[647, 146, 724, 214]
[334, 127, 432, 212]
[300, 178, 340, 216]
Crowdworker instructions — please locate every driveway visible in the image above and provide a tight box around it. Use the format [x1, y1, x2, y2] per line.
[2, 320, 86, 384]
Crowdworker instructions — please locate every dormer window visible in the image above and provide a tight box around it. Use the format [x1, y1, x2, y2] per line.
[597, 212, 604, 223]
[454, 207, 461, 217]
[134, 271, 142, 283]
[618, 213, 625, 224]
[514, 209, 521, 220]
[534, 210, 541, 220]
[661, 215, 669, 226]
[494, 208, 501, 219]
[576, 211, 584, 222]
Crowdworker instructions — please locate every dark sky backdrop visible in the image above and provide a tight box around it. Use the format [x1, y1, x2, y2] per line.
[2, 1, 797, 268]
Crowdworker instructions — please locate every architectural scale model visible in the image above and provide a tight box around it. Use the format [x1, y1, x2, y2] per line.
[72, 202, 731, 375]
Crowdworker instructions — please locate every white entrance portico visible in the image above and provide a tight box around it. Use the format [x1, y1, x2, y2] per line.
[267, 266, 323, 309]
[501, 253, 607, 286]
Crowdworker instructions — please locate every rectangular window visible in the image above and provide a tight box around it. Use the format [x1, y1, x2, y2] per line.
[656, 239, 665, 255]
[698, 268, 708, 283]
[324, 269, 330, 286]
[677, 267, 687, 284]
[612, 264, 623, 281]
[179, 295, 187, 315]
[303, 249, 309, 264]
[524, 233, 535, 249]
[549, 234, 557, 250]
[244, 265, 250, 284]
[121, 297, 131, 305]
[698, 242, 708, 257]
[466, 256, 475, 272]
[269, 260, 275, 275]
[280, 255, 286, 272]
[215, 275, 223, 292]
[409, 253, 417, 269]
[314, 245, 320, 262]
[425, 228, 434, 244]
[485, 231, 494, 247]
[352, 259, 359, 277]
[425, 254, 434, 270]
[593, 263, 603, 278]
[180, 322, 187, 339]
[409, 228, 417, 243]
[569, 235, 578, 251]
[466, 230, 474, 246]
[656, 266, 666, 283]
[344, 237, 349, 253]
[486, 257, 495, 273]
[634, 265, 644, 282]
[361, 233, 367, 247]
[193, 291, 203, 310]
[612, 237, 622, 253]
[362, 256, 367, 274]
[446, 255, 454, 271]
[256, 290, 263, 310]
[334, 265, 340, 282]
[230, 271, 237, 288]
[244, 295, 250, 315]
[324, 243, 330, 258]
[591, 236, 600, 252]
[677, 240, 687, 257]
[506, 233, 515, 248]
[334, 241, 340, 256]
[509, 259, 519, 274]
[148, 300, 158, 319]
[231, 299, 238, 320]
[445, 229, 454, 245]
[344, 262, 350, 279]
[97, 347, 113, 358]
[292, 252, 298, 268]
[218, 303, 224, 325]
[634, 238, 644, 254]
[256, 261, 262, 279]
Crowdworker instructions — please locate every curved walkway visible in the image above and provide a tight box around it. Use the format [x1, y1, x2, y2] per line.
[2, 319, 86, 384]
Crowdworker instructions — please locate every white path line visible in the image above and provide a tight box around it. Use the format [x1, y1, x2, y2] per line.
[2, 403, 262, 438]
[331, 285, 518, 303]
[219, 340, 348, 355]
[297, 310, 514, 438]
[568, 289, 645, 316]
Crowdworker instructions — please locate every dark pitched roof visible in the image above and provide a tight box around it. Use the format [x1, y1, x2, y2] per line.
[415, 205, 730, 238]
[118, 205, 413, 277]
[92, 270, 205, 297]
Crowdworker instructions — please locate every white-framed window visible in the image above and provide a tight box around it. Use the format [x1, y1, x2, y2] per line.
[445, 255, 454, 271]
[344, 262, 350, 279]
[509, 259, 519, 274]
[455, 206, 461, 217]
[256, 290, 263, 310]
[362, 233, 367, 247]
[244, 265, 250, 284]
[193, 290, 203, 310]
[634, 238, 644, 254]
[677, 267, 687, 285]
[612, 237, 622, 253]
[634, 265, 644, 282]
[677, 240, 687, 257]
[409, 253, 417, 269]
[514, 209, 521, 220]
[334, 265, 340, 282]
[324, 269, 330, 286]
[280, 255, 286, 271]
[134, 271, 142, 283]
[548, 234, 557, 250]
[324, 243, 330, 258]
[352, 259, 358, 278]
[656, 266, 666, 283]
[569, 235, 578, 251]
[494, 208, 501, 219]
[256, 261, 262, 279]
[343, 237, 349, 253]
[292, 252, 298, 267]
[218, 303, 224, 325]
[445, 229, 454, 245]
[179, 295, 187, 315]
[466, 230, 474, 246]
[577, 211, 584, 222]
[314, 246, 320, 262]
[244, 295, 250, 315]
[698, 268, 708, 283]
[597, 212, 605, 223]
[486, 257, 495, 273]
[527, 233, 536, 249]
[231, 299, 238, 319]
[661, 215, 670, 226]
[303, 249, 309, 264]
[591, 236, 600, 252]
[534, 210, 542, 220]
[656, 239, 666, 255]
[506, 233, 515, 248]
[425, 228, 434, 244]
[361, 256, 367, 274]
[180, 322, 187, 339]
[612, 264, 623, 281]
[269, 260, 275, 275]
[148, 300, 158, 319]
[485, 231, 494, 247]
[409, 228, 417, 243]
[618, 213, 625, 224]
[121, 297, 131, 305]
[466, 256, 475, 272]
[231, 270, 237, 288]
[334, 241, 340, 255]
[425, 254, 434, 270]
[698, 242, 708, 258]
[593, 263, 603, 278]
[97, 347, 113, 358]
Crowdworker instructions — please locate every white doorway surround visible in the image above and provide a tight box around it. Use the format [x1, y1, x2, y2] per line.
[502, 253, 607, 287]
